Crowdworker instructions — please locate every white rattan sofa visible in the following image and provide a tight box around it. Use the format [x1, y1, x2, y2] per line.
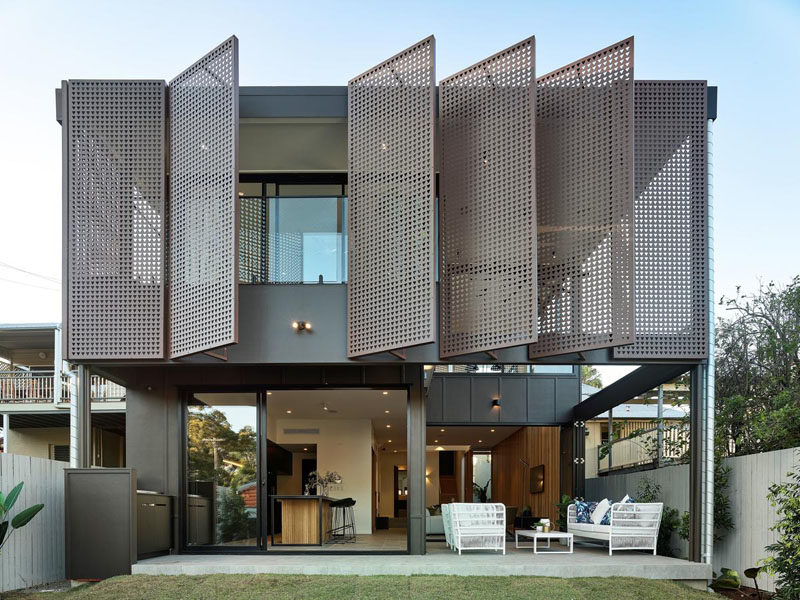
[448, 502, 506, 555]
[568, 501, 663, 555]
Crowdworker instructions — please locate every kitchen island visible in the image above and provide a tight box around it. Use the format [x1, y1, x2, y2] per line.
[271, 495, 338, 546]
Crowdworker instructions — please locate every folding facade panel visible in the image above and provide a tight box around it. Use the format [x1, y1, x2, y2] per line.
[168, 37, 239, 358]
[614, 81, 708, 359]
[65, 80, 166, 359]
[439, 38, 537, 357]
[347, 37, 436, 357]
[530, 38, 634, 359]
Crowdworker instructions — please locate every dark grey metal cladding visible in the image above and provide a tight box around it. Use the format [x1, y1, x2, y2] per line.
[442, 377, 471, 422]
[470, 378, 500, 422]
[240, 86, 347, 118]
[427, 370, 579, 425]
[65, 468, 137, 580]
[137, 492, 172, 556]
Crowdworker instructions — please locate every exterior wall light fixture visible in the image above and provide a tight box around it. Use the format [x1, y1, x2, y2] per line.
[491, 398, 501, 408]
[292, 320, 312, 332]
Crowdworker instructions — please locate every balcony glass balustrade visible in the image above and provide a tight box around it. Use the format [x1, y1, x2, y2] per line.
[240, 196, 347, 284]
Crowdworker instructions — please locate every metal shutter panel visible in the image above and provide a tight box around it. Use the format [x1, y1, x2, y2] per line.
[614, 81, 708, 359]
[439, 38, 537, 357]
[65, 80, 166, 359]
[168, 37, 239, 358]
[530, 38, 634, 358]
[347, 37, 436, 357]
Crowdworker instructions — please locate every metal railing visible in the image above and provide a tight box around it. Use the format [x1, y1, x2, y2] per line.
[0, 371, 126, 404]
[595, 426, 688, 474]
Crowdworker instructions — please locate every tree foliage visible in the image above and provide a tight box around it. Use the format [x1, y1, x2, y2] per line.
[581, 365, 603, 388]
[763, 452, 800, 599]
[187, 408, 257, 488]
[716, 276, 800, 455]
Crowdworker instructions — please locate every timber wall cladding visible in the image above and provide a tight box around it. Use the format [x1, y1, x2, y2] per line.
[491, 427, 561, 525]
[614, 81, 708, 359]
[347, 37, 436, 357]
[530, 38, 634, 358]
[66, 80, 165, 359]
[168, 36, 239, 358]
[439, 38, 537, 357]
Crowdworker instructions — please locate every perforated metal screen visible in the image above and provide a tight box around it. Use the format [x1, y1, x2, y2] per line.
[65, 80, 166, 359]
[168, 37, 239, 358]
[614, 81, 708, 359]
[439, 38, 537, 358]
[347, 37, 436, 357]
[529, 38, 634, 359]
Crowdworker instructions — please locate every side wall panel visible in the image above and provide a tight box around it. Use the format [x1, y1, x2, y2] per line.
[169, 37, 239, 358]
[614, 81, 708, 359]
[66, 80, 165, 359]
[530, 38, 634, 358]
[439, 38, 537, 357]
[347, 37, 436, 357]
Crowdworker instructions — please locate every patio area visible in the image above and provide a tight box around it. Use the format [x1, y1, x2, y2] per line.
[133, 543, 711, 589]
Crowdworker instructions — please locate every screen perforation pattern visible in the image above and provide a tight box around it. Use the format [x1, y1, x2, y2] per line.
[614, 81, 708, 359]
[439, 38, 537, 357]
[168, 37, 239, 358]
[530, 38, 634, 359]
[66, 80, 165, 359]
[347, 37, 436, 357]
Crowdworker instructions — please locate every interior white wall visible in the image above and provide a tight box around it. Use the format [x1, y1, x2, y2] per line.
[273, 418, 373, 533]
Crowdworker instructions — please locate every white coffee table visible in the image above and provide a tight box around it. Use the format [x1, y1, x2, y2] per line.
[514, 530, 573, 554]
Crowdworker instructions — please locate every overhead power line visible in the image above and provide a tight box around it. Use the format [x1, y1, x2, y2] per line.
[0, 261, 61, 284]
[0, 276, 60, 292]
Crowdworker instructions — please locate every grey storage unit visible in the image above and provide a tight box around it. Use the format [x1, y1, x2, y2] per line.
[65, 469, 137, 580]
[136, 491, 172, 557]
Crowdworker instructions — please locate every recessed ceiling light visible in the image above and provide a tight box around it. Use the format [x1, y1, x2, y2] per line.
[440, 428, 445, 432]
[385, 410, 390, 414]
[386, 424, 391, 428]
[435, 446, 445, 451]
[490, 429, 495, 433]
[286, 410, 292, 414]
[478, 440, 482, 443]
[382, 391, 389, 395]
[434, 440, 438, 443]
[387, 440, 392, 443]
[267, 392, 272, 395]
[303, 447, 308, 451]
[394, 450, 398, 453]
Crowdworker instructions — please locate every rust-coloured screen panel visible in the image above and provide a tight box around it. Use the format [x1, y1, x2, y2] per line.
[66, 80, 166, 359]
[439, 38, 537, 357]
[168, 37, 239, 358]
[530, 38, 634, 359]
[614, 81, 708, 359]
[347, 37, 436, 357]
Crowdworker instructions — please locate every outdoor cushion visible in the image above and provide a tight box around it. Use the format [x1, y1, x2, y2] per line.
[574, 500, 598, 523]
[591, 498, 611, 524]
[568, 522, 609, 533]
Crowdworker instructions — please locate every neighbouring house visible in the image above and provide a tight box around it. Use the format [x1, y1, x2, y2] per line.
[0, 323, 126, 465]
[52, 33, 717, 576]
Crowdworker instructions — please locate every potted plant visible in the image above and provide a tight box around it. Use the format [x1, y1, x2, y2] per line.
[0, 481, 44, 554]
[472, 479, 490, 503]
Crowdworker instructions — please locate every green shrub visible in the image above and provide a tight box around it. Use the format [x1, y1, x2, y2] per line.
[763, 453, 800, 599]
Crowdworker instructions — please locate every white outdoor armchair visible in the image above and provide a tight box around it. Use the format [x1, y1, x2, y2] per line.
[448, 502, 506, 555]
[567, 502, 663, 555]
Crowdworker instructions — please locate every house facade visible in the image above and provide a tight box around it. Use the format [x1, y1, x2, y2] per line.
[55, 34, 717, 563]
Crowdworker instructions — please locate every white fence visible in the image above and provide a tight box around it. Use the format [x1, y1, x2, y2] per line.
[586, 447, 799, 592]
[0, 454, 66, 592]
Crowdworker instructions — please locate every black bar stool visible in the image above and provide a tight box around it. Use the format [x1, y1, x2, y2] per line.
[329, 498, 356, 543]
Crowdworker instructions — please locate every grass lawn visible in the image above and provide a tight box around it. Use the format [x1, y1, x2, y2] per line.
[5, 574, 714, 599]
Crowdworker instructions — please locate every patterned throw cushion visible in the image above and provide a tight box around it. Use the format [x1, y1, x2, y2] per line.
[574, 500, 598, 523]
[602, 494, 636, 525]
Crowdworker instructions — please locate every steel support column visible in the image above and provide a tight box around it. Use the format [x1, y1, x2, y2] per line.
[689, 364, 703, 562]
[406, 366, 427, 554]
[72, 365, 92, 468]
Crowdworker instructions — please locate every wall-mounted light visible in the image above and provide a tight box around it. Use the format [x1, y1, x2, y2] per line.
[292, 320, 312, 332]
[491, 398, 501, 408]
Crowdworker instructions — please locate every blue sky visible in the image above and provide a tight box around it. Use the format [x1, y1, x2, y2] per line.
[0, 0, 797, 324]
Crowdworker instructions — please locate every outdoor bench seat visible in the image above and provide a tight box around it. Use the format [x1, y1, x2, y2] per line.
[567, 502, 663, 555]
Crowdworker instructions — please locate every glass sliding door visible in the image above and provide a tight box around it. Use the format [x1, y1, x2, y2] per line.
[186, 392, 259, 548]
